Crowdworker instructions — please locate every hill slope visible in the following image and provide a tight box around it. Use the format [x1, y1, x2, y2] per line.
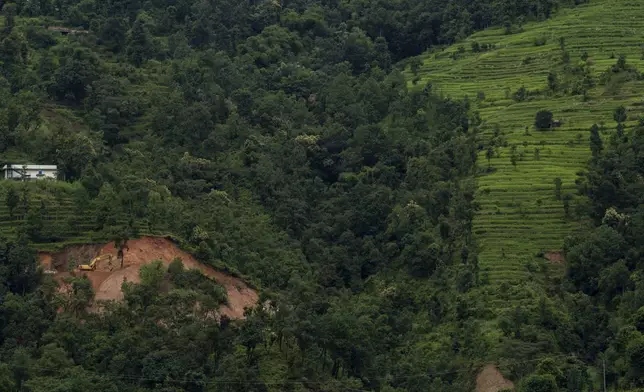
[408, 0, 644, 290]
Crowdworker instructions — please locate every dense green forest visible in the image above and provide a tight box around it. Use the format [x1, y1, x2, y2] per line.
[1, 0, 643, 391]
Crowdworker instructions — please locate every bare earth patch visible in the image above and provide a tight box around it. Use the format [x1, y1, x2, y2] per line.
[39, 236, 259, 319]
[476, 365, 514, 392]
[544, 250, 565, 264]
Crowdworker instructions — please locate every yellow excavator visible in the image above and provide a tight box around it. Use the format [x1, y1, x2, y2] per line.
[78, 254, 113, 271]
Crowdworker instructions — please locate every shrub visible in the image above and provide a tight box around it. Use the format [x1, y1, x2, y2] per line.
[614, 105, 627, 124]
[562, 51, 570, 64]
[521, 374, 558, 392]
[513, 87, 527, 101]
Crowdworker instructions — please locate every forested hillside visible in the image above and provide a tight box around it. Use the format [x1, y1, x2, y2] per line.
[1, 0, 643, 391]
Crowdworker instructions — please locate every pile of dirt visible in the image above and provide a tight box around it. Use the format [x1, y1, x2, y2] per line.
[476, 365, 514, 392]
[39, 237, 259, 319]
[544, 250, 565, 264]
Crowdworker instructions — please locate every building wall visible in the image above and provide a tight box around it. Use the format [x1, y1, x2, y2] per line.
[3, 168, 58, 180]
[25, 168, 57, 180]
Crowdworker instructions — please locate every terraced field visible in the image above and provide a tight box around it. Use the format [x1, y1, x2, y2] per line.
[0, 181, 151, 251]
[407, 0, 644, 286]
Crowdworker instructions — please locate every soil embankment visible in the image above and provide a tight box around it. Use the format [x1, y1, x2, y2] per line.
[39, 236, 258, 319]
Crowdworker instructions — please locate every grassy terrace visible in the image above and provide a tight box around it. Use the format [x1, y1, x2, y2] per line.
[407, 0, 644, 287]
[0, 181, 152, 251]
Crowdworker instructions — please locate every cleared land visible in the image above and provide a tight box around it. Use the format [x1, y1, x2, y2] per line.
[40, 236, 259, 319]
[407, 0, 644, 287]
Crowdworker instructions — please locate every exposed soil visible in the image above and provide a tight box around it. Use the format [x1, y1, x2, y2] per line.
[38, 252, 53, 270]
[39, 237, 259, 319]
[544, 250, 565, 264]
[46, 243, 104, 271]
[476, 365, 514, 392]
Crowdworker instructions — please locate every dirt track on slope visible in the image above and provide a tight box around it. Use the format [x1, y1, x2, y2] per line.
[39, 237, 258, 319]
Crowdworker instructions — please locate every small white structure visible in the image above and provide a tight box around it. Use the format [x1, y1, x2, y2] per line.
[1, 164, 58, 180]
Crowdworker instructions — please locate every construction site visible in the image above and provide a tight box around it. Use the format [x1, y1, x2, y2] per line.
[38, 236, 259, 319]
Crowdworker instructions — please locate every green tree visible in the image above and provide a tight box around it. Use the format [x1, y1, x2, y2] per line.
[10, 348, 31, 391]
[554, 177, 562, 200]
[2, 3, 16, 34]
[510, 145, 519, 169]
[522, 374, 558, 392]
[6, 186, 18, 219]
[562, 51, 570, 64]
[25, 200, 48, 242]
[565, 226, 625, 294]
[536, 110, 553, 130]
[616, 54, 627, 71]
[168, 30, 191, 59]
[61, 275, 94, 315]
[548, 72, 558, 92]
[126, 13, 154, 67]
[409, 57, 422, 75]
[514, 86, 527, 101]
[0, 233, 39, 294]
[0, 30, 28, 87]
[598, 260, 630, 304]
[563, 193, 573, 218]
[0, 363, 15, 391]
[373, 36, 392, 71]
[100, 17, 127, 53]
[49, 126, 97, 180]
[53, 46, 100, 102]
[486, 145, 494, 168]
[635, 307, 644, 332]
[627, 335, 644, 382]
[589, 124, 603, 157]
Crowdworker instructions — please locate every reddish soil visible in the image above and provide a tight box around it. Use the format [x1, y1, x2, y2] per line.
[39, 237, 259, 319]
[38, 252, 53, 270]
[544, 250, 565, 264]
[476, 365, 514, 392]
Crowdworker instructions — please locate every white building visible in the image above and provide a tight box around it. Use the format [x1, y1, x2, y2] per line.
[1, 164, 59, 180]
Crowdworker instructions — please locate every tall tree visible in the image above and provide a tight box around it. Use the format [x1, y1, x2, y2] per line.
[589, 124, 603, 157]
[5, 186, 18, 219]
[126, 13, 154, 67]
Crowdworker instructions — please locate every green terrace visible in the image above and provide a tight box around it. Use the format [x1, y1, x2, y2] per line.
[0, 181, 154, 251]
[406, 0, 644, 290]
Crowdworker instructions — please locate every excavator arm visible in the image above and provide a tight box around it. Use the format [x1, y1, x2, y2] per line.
[78, 254, 112, 271]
